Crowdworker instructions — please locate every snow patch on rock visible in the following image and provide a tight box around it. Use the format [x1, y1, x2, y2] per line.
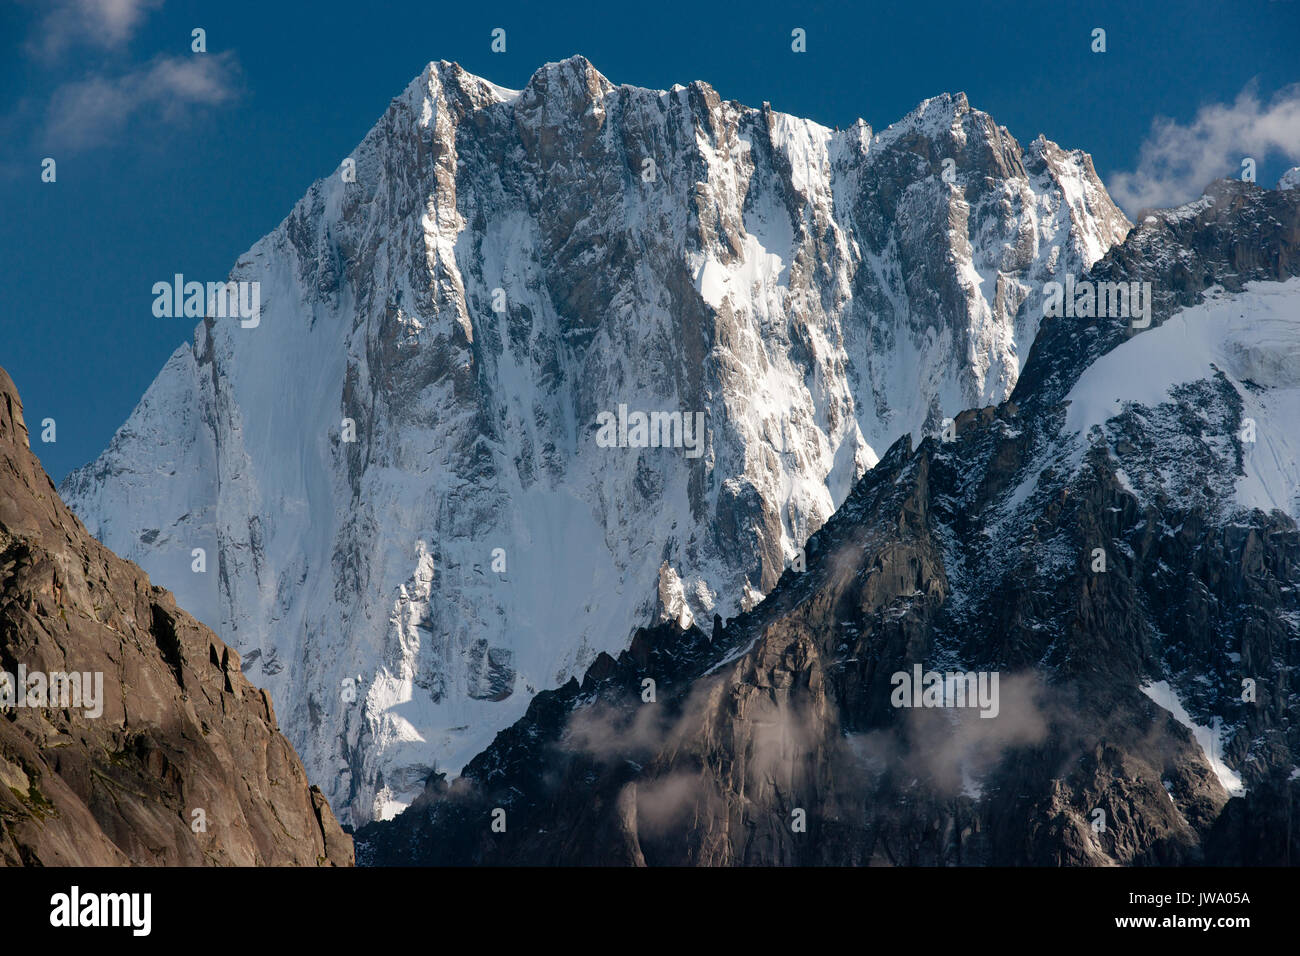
[1141, 680, 1245, 797]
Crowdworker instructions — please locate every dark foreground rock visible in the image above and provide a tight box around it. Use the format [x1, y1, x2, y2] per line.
[0, 367, 352, 866]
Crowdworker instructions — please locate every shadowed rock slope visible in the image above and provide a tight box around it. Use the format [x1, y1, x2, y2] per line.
[0, 367, 352, 866]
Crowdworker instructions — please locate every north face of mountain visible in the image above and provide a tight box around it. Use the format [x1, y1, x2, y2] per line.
[358, 178, 1300, 866]
[0, 367, 352, 866]
[60, 55, 1129, 825]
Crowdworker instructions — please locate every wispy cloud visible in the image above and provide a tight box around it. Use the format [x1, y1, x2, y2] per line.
[29, 0, 164, 59]
[1109, 82, 1300, 214]
[42, 53, 239, 151]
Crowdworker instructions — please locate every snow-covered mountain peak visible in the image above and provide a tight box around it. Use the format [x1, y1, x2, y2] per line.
[62, 59, 1132, 825]
[880, 90, 970, 134]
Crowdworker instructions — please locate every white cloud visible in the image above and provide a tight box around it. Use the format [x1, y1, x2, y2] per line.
[1109, 82, 1300, 214]
[43, 53, 239, 151]
[30, 0, 164, 58]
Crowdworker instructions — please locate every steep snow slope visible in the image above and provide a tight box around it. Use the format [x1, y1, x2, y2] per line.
[1064, 278, 1300, 519]
[61, 56, 1129, 824]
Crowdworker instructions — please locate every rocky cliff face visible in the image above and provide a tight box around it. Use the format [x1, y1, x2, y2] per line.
[60, 56, 1129, 825]
[358, 179, 1300, 866]
[0, 367, 352, 866]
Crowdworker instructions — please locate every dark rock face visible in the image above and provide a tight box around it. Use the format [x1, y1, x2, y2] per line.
[0, 367, 352, 866]
[359, 181, 1300, 866]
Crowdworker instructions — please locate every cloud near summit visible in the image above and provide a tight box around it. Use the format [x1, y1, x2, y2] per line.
[1109, 82, 1300, 213]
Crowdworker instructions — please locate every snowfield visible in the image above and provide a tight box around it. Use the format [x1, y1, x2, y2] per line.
[1064, 277, 1300, 520]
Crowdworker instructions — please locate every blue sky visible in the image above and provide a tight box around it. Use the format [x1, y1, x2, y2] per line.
[2, 0, 1298, 481]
